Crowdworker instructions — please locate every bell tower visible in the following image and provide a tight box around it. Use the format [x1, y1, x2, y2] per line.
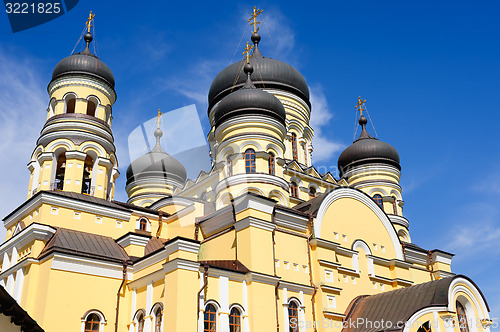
[27, 13, 119, 200]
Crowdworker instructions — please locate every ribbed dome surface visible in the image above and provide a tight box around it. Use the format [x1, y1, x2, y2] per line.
[213, 87, 286, 128]
[51, 33, 115, 88]
[208, 55, 309, 108]
[126, 130, 186, 186]
[338, 116, 400, 176]
[52, 53, 115, 88]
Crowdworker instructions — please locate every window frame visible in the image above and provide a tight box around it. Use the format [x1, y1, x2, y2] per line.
[229, 307, 242, 332]
[268, 152, 275, 175]
[457, 301, 470, 332]
[226, 156, 233, 177]
[288, 300, 299, 332]
[204, 303, 218, 332]
[373, 194, 383, 209]
[244, 149, 256, 174]
[81, 310, 106, 332]
[291, 133, 298, 161]
[290, 182, 298, 198]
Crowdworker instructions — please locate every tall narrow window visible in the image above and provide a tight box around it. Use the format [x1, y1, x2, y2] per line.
[137, 313, 145, 332]
[64, 94, 76, 114]
[55, 152, 66, 190]
[139, 218, 147, 231]
[268, 152, 275, 175]
[154, 307, 162, 332]
[86, 97, 98, 117]
[48, 98, 56, 117]
[229, 308, 241, 332]
[291, 133, 298, 161]
[82, 155, 94, 195]
[288, 301, 299, 332]
[373, 194, 383, 209]
[392, 196, 398, 215]
[290, 182, 298, 198]
[245, 149, 256, 173]
[204, 304, 217, 332]
[457, 302, 470, 332]
[309, 187, 316, 199]
[226, 156, 232, 176]
[84, 313, 100, 332]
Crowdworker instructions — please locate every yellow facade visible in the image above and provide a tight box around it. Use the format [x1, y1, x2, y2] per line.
[0, 11, 493, 332]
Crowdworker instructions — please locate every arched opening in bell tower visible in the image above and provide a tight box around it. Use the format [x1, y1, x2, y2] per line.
[82, 155, 95, 195]
[64, 93, 76, 114]
[86, 96, 99, 117]
[54, 151, 66, 190]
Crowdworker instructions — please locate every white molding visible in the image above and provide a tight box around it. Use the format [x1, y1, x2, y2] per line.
[234, 217, 276, 232]
[163, 258, 200, 274]
[215, 173, 290, 194]
[116, 234, 150, 248]
[245, 272, 279, 286]
[404, 248, 429, 265]
[131, 248, 169, 272]
[198, 207, 234, 238]
[274, 208, 309, 232]
[448, 277, 490, 320]
[403, 306, 448, 332]
[431, 251, 453, 265]
[0, 223, 56, 256]
[315, 188, 404, 260]
[278, 280, 314, 295]
[165, 239, 200, 255]
[389, 215, 410, 229]
[127, 269, 165, 290]
[51, 253, 131, 279]
[4, 193, 130, 229]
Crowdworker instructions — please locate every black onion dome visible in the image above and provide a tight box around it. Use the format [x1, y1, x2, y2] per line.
[51, 33, 115, 88]
[126, 129, 187, 186]
[208, 33, 309, 109]
[338, 115, 400, 177]
[212, 62, 286, 128]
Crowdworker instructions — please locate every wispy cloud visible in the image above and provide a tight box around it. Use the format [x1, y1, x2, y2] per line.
[310, 85, 345, 164]
[0, 48, 47, 238]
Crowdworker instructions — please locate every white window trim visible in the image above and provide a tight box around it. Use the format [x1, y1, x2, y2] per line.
[81, 310, 106, 332]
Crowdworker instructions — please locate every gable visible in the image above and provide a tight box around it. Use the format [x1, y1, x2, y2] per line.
[314, 188, 403, 260]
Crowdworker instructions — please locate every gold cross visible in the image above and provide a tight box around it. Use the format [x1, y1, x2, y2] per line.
[248, 6, 263, 33]
[355, 96, 366, 116]
[86, 11, 95, 33]
[243, 41, 253, 64]
[156, 109, 163, 128]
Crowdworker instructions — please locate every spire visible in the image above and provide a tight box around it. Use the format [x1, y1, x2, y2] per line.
[152, 109, 166, 152]
[354, 97, 373, 141]
[242, 42, 256, 89]
[248, 6, 263, 58]
[80, 11, 95, 56]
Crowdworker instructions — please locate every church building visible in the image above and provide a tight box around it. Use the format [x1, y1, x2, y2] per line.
[0, 9, 493, 332]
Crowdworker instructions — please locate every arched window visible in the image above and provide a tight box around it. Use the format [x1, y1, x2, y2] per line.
[392, 196, 398, 215]
[457, 301, 470, 332]
[309, 187, 316, 198]
[229, 307, 241, 332]
[226, 156, 233, 177]
[245, 149, 256, 173]
[373, 194, 383, 209]
[105, 105, 112, 124]
[290, 182, 298, 198]
[64, 93, 76, 114]
[55, 152, 66, 190]
[137, 312, 145, 332]
[84, 313, 100, 332]
[139, 218, 148, 231]
[288, 301, 299, 332]
[82, 155, 94, 195]
[48, 98, 56, 117]
[268, 152, 275, 175]
[291, 133, 298, 161]
[154, 307, 162, 332]
[86, 96, 99, 117]
[204, 304, 217, 332]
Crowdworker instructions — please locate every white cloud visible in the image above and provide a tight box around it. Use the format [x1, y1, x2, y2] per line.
[258, 9, 295, 59]
[0, 48, 47, 239]
[310, 85, 345, 163]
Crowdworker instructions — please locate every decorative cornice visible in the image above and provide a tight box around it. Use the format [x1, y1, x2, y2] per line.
[0, 223, 56, 254]
[116, 233, 150, 248]
[233, 192, 276, 215]
[215, 173, 290, 194]
[278, 280, 315, 295]
[198, 206, 234, 238]
[388, 214, 410, 229]
[163, 258, 200, 274]
[48, 76, 116, 104]
[234, 217, 276, 232]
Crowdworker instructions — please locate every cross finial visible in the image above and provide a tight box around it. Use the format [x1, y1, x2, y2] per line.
[86, 11, 95, 33]
[356, 96, 366, 116]
[248, 6, 263, 33]
[243, 41, 253, 64]
[156, 109, 163, 129]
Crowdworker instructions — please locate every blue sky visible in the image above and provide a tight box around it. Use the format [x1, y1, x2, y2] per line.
[0, 0, 499, 323]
